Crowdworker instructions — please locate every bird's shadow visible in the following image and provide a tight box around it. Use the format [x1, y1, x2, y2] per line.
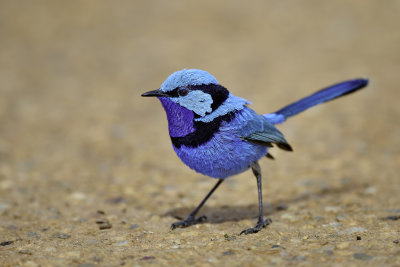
[163, 182, 367, 224]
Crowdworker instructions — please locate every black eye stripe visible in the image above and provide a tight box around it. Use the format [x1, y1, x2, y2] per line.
[164, 87, 191, 97]
[164, 84, 229, 112]
[178, 88, 189, 96]
[165, 88, 180, 97]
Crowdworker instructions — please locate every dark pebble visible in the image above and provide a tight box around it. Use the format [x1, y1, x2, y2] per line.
[393, 240, 399, 244]
[92, 256, 103, 262]
[99, 224, 112, 230]
[26, 232, 41, 239]
[0, 241, 13, 246]
[19, 249, 33, 255]
[276, 204, 288, 211]
[382, 215, 400, 221]
[224, 233, 236, 241]
[140, 256, 155, 261]
[356, 236, 362, 240]
[106, 196, 125, 204]
[314, 216, 325, 222]
[130, 224, 139, 230]
[222, 250, 234, 256]
[96, 219, 112, 230]
[97, 210, 105, 215]
[51, 233, 71, 239]
[271, 244, 285, 249]
[99, 223, 112, 230]
[290, 255, 307, 262]
[353, 253, 373, 261]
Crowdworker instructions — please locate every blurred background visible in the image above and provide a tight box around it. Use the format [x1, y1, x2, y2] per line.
[1, 0, 399, 265]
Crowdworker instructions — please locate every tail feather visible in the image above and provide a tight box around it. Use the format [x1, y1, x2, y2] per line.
[264, 78, 368, 124]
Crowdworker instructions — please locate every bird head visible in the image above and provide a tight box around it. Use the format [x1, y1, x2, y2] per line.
[141, 69, 231, 117]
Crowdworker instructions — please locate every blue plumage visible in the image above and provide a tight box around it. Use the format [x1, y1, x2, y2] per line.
[174, 107, 269, 179]
[267, 79, 369, 123]
[142, 69, 368, 234]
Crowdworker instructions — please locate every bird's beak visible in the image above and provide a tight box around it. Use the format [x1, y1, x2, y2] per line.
[141, 89, 168, 97]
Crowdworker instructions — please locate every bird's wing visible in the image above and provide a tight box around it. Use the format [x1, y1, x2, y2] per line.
[238, 113, 293, 151]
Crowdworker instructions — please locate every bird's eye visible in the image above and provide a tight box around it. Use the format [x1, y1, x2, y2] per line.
[178, 88, 189, 96]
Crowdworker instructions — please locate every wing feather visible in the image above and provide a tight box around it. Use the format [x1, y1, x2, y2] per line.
[239, 115, 293, 151]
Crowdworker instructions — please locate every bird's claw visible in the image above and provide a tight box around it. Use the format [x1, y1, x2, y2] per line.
[171, 215, 207, 230]
[240, 217, 272, 235]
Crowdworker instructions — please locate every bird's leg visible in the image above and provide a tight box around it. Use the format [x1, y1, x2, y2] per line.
[171, 179, 224, 229]
[240, 161, 272, 235]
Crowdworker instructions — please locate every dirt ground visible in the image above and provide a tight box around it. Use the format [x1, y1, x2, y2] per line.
[1, 1, 399, 266]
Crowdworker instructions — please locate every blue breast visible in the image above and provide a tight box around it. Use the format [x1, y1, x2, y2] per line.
[159, 97, 195, 137]
[173, 108, 268, 179]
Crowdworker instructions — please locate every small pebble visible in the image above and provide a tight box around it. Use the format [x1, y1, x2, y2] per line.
[26, 232, 41, 239]
[330, 222, 341, 228]
[222, 250, 234, 256]
[51, 233, 71, 239]
[353, 253, 373, 261]
[336, 242, 350, 249]
[0, 241, 13, 246]
[338, 227, 366, 235]
[322, 245, 335, 256]
[69, 192, 87, 200]
[99, 224, 111, 231]
[140, 256, 155, 261]
[130, 224, 139, 230]
[356, 236, 362, 240]
[290, 255, 307, 262]
[96, 219, 112, 230]
[19, 249, 33, 255]
[324, 206, 340, 213]
[383, 215, 400, 221]
[393, 240, 399, 244]
[106, 196, 125, 204]
[224, 233, 236, 241]
[115, 240, 129, 246]
[336, 215, 345, 221]
[276, 204, 288, 211]
[92, 256, 103, 262]
[364, 186, 376, 195]
[314, 216, 324, 221]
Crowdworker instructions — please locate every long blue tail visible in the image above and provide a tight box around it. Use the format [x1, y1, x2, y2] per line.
[264, 78, 368, 124]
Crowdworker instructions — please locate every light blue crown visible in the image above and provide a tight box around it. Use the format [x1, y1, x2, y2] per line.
[160, 69, 219, 92]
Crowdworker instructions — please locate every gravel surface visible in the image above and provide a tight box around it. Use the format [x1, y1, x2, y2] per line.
[1, 1, 399, 266]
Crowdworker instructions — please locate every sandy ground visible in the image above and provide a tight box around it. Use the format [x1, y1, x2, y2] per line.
[0, 1, 399, 266]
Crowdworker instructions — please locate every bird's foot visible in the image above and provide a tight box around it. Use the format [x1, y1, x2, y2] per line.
[171, 215, 207, 230]
[240, 217, 272, 235]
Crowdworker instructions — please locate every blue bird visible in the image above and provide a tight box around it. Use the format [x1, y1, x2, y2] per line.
[142, 69, 368, 234]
